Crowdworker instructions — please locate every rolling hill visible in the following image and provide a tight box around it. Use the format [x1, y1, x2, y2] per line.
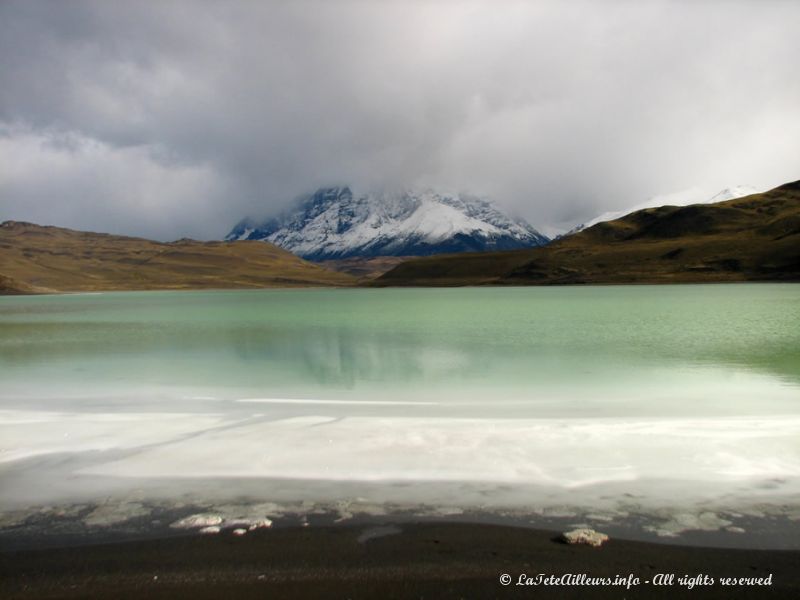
[374, 180, 800, 286]
[564, 185, 759, 236]
[0, 221, 355, 294]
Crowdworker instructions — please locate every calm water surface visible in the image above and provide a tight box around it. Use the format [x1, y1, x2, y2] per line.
[1, 285, 799, 547]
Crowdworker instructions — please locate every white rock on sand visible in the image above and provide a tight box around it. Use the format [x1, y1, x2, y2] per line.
[198, 526, 221, 534]
[561, 528, 609, 547]
[170, 514, 223, 529]
[247, 518, 273, 530]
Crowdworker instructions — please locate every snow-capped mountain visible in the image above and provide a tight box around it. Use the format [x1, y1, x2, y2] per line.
[564, 185, 760, 236]
[706, 185, 761, 203]
[227, 187, 549, 260]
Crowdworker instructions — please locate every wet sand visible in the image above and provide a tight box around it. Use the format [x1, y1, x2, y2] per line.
[1, 522, 798, 599]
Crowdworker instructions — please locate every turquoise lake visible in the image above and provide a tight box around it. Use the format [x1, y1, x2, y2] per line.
[1, 284, 799, 546]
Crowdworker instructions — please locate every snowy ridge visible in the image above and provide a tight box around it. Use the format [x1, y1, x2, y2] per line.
[706, 185, 761, 203]
[227, 187, 549, 260]
[564, 185, 760, 237]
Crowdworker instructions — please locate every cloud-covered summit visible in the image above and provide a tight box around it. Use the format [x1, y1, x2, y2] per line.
[1, 1, 799, 240]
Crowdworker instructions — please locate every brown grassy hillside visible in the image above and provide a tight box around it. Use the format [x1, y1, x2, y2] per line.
[375, 180, 800, 286]
[0, 222, 355, 294]
[315, 256, 411, 280]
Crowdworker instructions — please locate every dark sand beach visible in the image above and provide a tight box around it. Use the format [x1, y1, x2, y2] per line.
[2, 523, 798, 599]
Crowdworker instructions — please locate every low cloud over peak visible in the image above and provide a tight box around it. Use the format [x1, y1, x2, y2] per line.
[2, 1, 799, 240]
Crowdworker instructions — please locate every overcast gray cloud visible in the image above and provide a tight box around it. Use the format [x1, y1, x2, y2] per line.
[1, 0, 799, 240]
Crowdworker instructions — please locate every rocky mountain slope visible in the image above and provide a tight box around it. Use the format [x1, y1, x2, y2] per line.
[227, 187, 549, 260]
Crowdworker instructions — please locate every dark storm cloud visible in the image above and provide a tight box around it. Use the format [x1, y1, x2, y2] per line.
[1, 0, 799, 239]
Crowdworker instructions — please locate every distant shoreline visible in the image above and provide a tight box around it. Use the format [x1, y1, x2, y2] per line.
[2, 279, 799, 297]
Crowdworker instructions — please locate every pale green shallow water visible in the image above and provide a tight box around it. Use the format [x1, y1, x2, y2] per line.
[2, 284, 799, 413]
[1, 284, 799, 546]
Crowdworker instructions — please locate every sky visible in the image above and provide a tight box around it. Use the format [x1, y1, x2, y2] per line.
[1, 1, 799, 240]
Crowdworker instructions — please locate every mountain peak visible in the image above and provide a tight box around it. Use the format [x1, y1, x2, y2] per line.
[707, 185, 760, 203]
[227, 187, 549, 260]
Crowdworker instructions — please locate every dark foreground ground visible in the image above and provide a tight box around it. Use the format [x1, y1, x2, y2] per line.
[1, 523, 798, 599]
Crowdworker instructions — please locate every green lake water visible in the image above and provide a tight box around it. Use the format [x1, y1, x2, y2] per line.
[1, 284, 799, 546]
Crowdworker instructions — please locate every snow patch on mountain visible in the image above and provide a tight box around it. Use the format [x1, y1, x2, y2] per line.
[706, 185, 761, 203]
[535, 224, 569, 240]
[227, 187, 549, 260]
[565, 185, 761, 236]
